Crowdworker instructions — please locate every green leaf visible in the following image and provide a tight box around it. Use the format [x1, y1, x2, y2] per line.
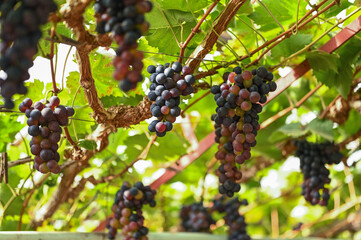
[306, 51, 339, 73]
[0, 115, 22, 152]
[271, 34, 313, 59]
[248, 0, 293, 31]
[306, 118, 334, 141]
[308, 38, 361, 98]
[145, 8, 197, 55]
[78, 140, 97, 150]
[274, 122, 307, 138]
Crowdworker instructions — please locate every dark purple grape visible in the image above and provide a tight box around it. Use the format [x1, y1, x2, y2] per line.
[31, 144, 41, 155]
[28, 125, 40, 136]
[40, 149, 55, 161]
[30, 109, 41, 120]
[49, 132, 61, 143]
[66, 107, 75, 117]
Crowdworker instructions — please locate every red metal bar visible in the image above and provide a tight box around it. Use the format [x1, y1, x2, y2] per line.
[179, 114, 199, 150]
[150, 132, 215, 189]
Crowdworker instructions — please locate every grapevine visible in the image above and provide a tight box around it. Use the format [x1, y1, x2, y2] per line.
[0, 0, 359, 238]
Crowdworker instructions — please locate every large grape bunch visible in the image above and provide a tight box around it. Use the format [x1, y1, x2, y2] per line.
[94, 0, 152, 92]
[0, 0, 57, 109]
[180, 202, 215, 232]
[19, 96, 75, 174]
[211, 66, 277, 197]
[294, 140, 343, 206]
[147, 62, 196, 137]
[107, 181, 156, 240]
[212, 197, 251, 240]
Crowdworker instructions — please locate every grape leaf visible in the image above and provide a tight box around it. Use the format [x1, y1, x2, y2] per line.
[248, 0, 293, 31]
[306, 51, 339, 73]
[145, 8, 197, 55]
[306, 118, 334, 141]
[272, 122, 307, 138]
[271, 34, 313, 59]
[308, 38, 361, 97]
[78, 140, 97, 150]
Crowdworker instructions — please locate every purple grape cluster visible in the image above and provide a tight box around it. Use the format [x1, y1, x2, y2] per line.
[180, 202, 215, 232]
[212, 197, 250, 240]
[107, 182, 156, 240]
[0, 0, 57, 108]
[147, 62, 196, 137]
[94, 0, 152, 92]
[294, 140, 343, 206]
[211, 66, 277, 197]
[19, 96, 75, 174]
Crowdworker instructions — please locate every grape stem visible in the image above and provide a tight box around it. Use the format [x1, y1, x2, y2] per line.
[178, 0, 219, 64]
[260, 84, 323, 129]
[64, 127, 79, 150]
[49, 25, 59, 94]
[181, 90, 211, 116]
[0, 152, 8, 183]
[8, 156, 33, 168]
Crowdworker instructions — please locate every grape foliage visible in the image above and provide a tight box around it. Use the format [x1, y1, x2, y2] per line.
[94, 0, 152, 92]
[294, 140, 343, 206]
[107, 181, 156, 240]
[19, 96, 75, 174]
[147, 62, 196, 137]
[211, 66, 277, 197]
[0, 0, 57, 108]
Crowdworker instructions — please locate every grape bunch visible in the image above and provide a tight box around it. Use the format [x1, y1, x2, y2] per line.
[212, 197, 251, 240]
[211, 66, 277, 197]
[294, 140, 343, 206]
[107, 181, 156, 240]
[180, 202, 215, 232]
[147, 62, 196, 137]
[94, 0, 152, 92]
[0, 0, 57, 108]
[19, 96, 75, 174]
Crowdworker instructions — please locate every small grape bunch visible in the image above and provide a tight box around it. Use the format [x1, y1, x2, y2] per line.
[107, 181, 156, 240]
[294, 140, 343, 206]
[212, 197, 251, 240]
[147, 62, 196, 137]
[94, 0, 152, 92]
[19, 96, 75, 174]
[180, 202, 215, 233]
[0, 0, 57, 108]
